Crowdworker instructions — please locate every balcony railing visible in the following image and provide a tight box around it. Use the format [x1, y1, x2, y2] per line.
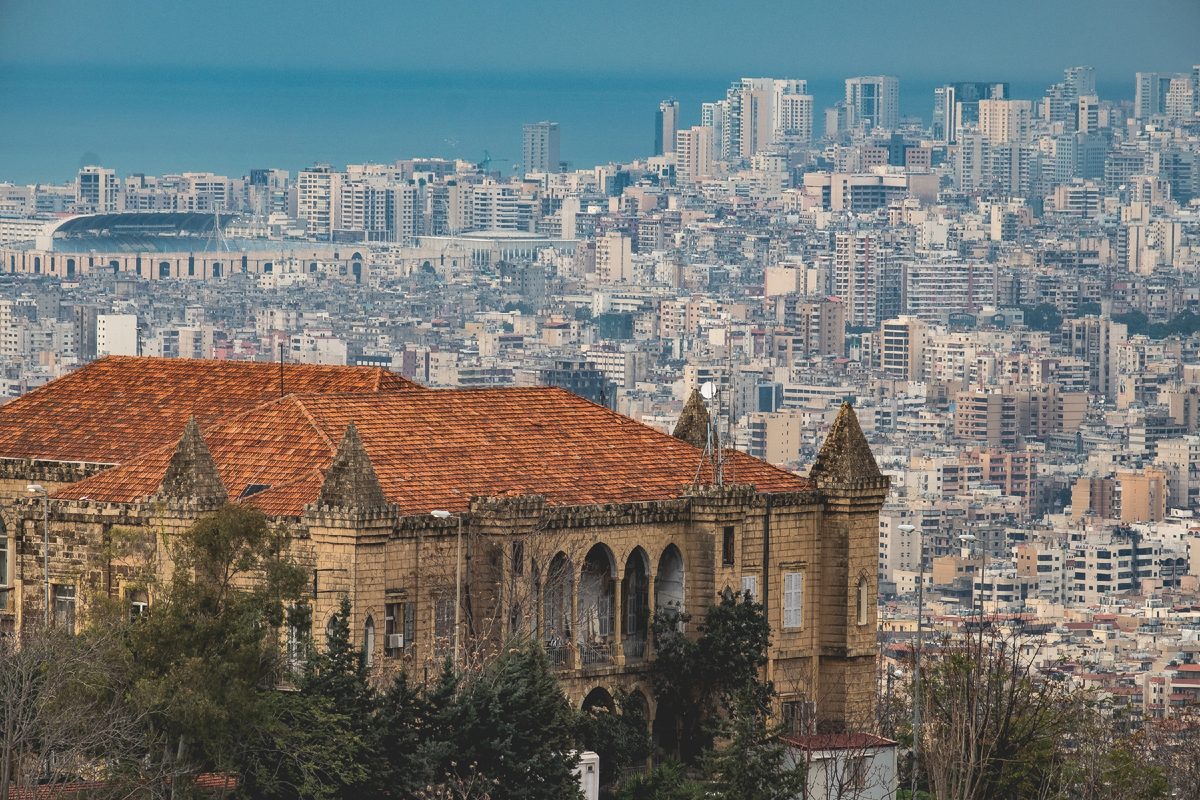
[579, 641, 613, 667]
[623, 636, 649, 662]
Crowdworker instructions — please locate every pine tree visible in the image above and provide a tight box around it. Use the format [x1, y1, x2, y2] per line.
[701, 684, 806, 800]
[377, 668, 435, 798]
[301, 596, 383, 798]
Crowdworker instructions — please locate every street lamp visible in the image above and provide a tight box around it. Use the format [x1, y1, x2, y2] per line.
[431, 510, 463, 672]
[899, 521, 920, 799]
[27, 484, 48, 627]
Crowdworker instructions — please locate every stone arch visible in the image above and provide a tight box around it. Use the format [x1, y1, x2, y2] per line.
[656, 543, 685, 616]
[66, 258, 75, 277]
[622, 546, 650, 661]
[212, 262, 222, 278]
[582, 685, 615, 713]
[579, 543, 616, 664]
[542, 551, 573, 665]
[364, 614, 376, 666]
[33, 256, 40, 274]
[263, 262, 273, 273]
[324, 612, 338, 645]
[159, 261, 170, 279]
[110, 259, 119, 274]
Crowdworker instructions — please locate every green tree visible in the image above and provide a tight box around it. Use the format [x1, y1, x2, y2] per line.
[651, 590, 771, 764]
[118, 503, 313, 795]
[700, 684, 806, 800]
[434, 641, 582, 800]
[613, 759, 702, 800]
[1075, 301, 1102, 318]
[1019, 304, 1063, 332]
[377, 668, 437, 798]
[577, 689, 654, 787]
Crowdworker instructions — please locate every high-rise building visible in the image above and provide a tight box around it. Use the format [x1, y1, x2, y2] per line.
[76, 166, 118, 213]
[522, 121, 561, 176]
[297, 166, 339, 240]
[655, 99, 679, 156]
[845, 76, 899, 131]
[595, 230, 632, 284]
[1136, 72, 1189, 119]
[977, 99, 1032, 143]
[675, 126, 714, 186]
[1062, 66, 1096, 102]
[834, 233, 900, 328]
[701, 101, 727, 161]
[772, 79, 813, 144]
[933, 82, 1007, 142]
[1062, 316, 1128, 398]
[881, 316, 928, 381]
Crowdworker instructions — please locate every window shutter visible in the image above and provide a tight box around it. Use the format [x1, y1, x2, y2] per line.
[783, 572, 803, 628]
[741, 575, 757, 602]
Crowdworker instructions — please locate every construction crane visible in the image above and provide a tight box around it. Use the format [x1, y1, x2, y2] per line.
[477, 150, 509, 174]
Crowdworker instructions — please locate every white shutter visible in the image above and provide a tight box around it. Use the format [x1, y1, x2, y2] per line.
[741, 575, 757, 602]
[783, 572, 803, 628]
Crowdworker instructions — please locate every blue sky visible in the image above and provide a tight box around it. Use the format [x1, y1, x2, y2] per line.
[1, 0, 1196, 80]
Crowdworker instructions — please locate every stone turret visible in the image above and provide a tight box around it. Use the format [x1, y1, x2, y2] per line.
[810, 401, 890, 728]
[155, 415, 227, 504]
[317, 422, 389, 509]
[672, 388, 712, 450]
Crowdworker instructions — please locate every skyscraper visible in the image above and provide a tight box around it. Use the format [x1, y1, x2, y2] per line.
[1062, 66, 1096, 102]
[1136, 72, 1188, 119]
[675, 126, 714, 186]
[522, 121, 561, 176]
[773, 79, 814, 144]
[845, 76, 899, 132]
[933, 82, 1008, 142]
[834, 233, 900, 328]
[655, 99, 679, 156]
[977, 99, 1032, 143]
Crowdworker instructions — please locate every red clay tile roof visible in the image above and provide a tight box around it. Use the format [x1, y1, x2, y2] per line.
[0, 356, 418, 464]
[55, 387, 810, 514]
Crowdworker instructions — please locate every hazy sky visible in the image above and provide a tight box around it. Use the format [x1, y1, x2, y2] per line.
[1, 0, 1196, 80]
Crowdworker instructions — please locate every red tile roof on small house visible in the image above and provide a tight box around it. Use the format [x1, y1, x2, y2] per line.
[56, 387, 811, 515]
[0, 356, 419, 464]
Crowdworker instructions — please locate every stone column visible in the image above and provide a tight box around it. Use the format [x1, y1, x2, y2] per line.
[646, 572, 657, 661]
[570, 577, 580, 672]
[612, 570, 625, 666]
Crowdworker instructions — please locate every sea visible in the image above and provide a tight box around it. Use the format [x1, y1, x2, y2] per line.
[0, 65, 1134, 186]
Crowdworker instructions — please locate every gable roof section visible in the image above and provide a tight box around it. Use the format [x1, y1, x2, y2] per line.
[54, 387, 810, 515]
[0, 356, 418, 465]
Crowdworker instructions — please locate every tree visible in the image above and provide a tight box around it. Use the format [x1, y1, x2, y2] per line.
[117, 503, 312, 795]
[699, 684, 806, 800]
[911, 628, 1078, 800]
[0, 625, 144, 800]
[435, 641, 582, 800]
[613, 759, 701, 800]
[577, 689, 653, 787]
[377, 668, 437, 798]
[1020, 304, 1063, 332]
[651, 590, 771, 764]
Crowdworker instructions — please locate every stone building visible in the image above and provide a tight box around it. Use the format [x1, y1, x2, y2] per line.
[0, 357, 887, 739]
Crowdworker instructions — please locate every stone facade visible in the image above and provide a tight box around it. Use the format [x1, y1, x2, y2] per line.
[1, 401, 888, 736]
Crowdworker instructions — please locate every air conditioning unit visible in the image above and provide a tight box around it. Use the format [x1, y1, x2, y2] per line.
[388, 634, 404, 650]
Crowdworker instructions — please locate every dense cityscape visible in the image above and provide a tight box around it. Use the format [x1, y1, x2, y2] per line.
[3, 45, 1200, 800]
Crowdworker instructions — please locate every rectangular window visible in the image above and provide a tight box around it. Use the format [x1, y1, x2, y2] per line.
[783, 572, 803, 629]
[385, 601, 417, 657]
[741, 575, 757, 602]
[54, 585, 76, 634]
[285, 602, 310, 670]
[434, 598, 454, 656]
[723, 526, 736, 565]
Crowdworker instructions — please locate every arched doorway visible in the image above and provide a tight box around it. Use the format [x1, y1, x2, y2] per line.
[66, 259, 75, 277]
[159, 261, 170, 279]
[579, 544, 616, 666]
[542, 552, 573, 667]
[623, 548, 650, 663]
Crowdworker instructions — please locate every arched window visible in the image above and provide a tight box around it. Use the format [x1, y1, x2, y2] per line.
[66, 259, 75, 277]
[159, 261, 170, 279]
[325, 614, 338, 644]
[364, 616, 375, 667]
[212, 262, 222, 278]
[33, 256, 40, 274]
[110, 259, 119, 275]
[263, 262, 273, 273]
[857, 577, 869, 626]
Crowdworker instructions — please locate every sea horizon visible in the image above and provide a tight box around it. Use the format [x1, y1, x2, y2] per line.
[0, 64, 1134, 186]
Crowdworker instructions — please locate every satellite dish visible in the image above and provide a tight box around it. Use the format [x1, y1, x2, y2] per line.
[700, 381, 715, 400]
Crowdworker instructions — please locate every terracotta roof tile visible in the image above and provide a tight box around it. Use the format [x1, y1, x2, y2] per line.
[55, 387, 810, 514]
[0, 356, 418, 464]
